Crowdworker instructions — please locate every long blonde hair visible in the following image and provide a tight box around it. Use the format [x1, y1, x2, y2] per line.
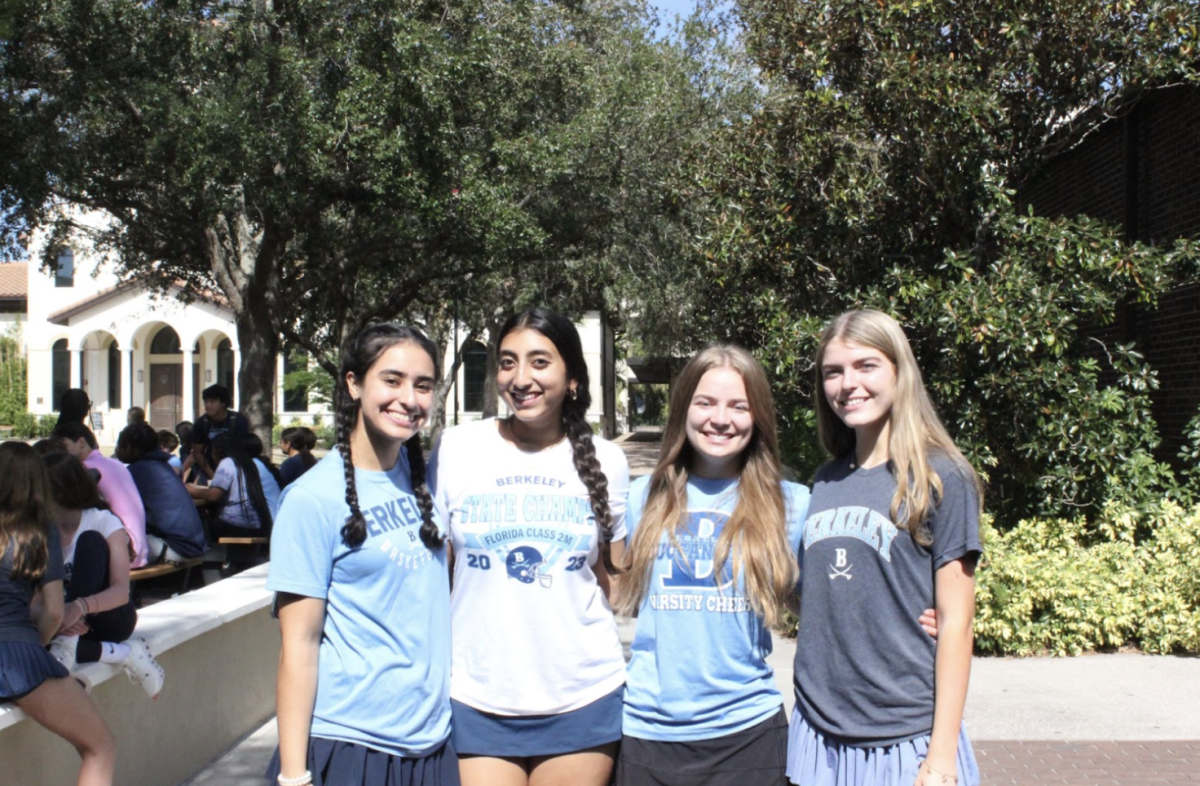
[617, 345, 798, 629]
[815, 310, 983, 543]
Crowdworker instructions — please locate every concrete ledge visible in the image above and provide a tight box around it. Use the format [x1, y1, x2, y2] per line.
[0, 564, 278, 786]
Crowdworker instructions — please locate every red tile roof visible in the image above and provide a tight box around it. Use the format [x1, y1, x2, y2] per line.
[0, 264, 27, 299]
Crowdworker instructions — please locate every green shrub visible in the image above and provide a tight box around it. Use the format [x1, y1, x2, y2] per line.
[35, 414, 57, 438]
[975, 502, 1200, 655]
[11, 412, 37, 438]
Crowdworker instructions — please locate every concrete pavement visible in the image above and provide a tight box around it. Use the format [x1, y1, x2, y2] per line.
[181, 634, 1200, 785]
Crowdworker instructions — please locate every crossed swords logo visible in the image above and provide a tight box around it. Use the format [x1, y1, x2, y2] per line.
[828, 562, 853, 580]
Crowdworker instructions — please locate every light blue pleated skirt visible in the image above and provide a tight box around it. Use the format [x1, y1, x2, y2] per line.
[786, 706, 980, 786]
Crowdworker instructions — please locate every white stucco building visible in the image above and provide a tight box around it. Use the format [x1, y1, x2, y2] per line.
[11, 212, 621, 443]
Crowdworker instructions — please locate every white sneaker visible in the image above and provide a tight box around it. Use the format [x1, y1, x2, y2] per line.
[47, 635, 78, 669]
[122, 638, 164, 700]
[46, 636, 92, 692]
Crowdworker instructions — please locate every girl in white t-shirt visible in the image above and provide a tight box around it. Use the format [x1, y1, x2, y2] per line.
[430, 308, 630, 786]
[42, 452, 164, 700]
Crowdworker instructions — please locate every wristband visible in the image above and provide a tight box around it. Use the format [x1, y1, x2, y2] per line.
[277, 771, 313, 786]
[920, 760, 958, 783]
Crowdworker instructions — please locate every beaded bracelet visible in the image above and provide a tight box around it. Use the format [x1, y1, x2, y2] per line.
[920, 760, 958, 783]
[277, 770, 312, 786]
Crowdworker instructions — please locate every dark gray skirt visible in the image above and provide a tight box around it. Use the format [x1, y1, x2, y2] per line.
[0, 640, 69, 702]
[616, 707, 789, 786]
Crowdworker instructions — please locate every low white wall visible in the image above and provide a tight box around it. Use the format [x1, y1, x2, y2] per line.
[0, 565, 278, 786]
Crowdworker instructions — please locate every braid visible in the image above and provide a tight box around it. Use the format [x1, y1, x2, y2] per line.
[563, 404, 621, 575]
[404, 435, 443, 549]
[337, 395, 367, 548]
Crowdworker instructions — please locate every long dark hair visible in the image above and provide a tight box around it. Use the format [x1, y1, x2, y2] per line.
[0, 442, 53, 582]
[44, 452, 111, 512]
[213, 432, 274, 534]
[498, 308, 620, 574]
[282, 426, 319, 471]
[244, 433, 283, 487]
[336, 323, 442, 550]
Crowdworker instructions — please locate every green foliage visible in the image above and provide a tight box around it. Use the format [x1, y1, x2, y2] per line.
[10, 412, 57, 439]
[690, 0, 1200, 522]
[3, 0, 703, 441]
[0, 326, 26, 426]
[975, 502, 1200, 655]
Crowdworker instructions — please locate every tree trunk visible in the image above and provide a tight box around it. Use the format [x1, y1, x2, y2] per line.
[235, 294, 280, 448]
[482, 315, 503, 418]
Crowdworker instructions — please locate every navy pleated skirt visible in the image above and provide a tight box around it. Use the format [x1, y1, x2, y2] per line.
[266, 736, 460, 786]
[452, 686, 624, 758]
[0, 640, 69, 702]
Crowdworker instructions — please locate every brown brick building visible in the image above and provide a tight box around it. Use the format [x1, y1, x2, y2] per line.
[1022, 85, 1200, 461]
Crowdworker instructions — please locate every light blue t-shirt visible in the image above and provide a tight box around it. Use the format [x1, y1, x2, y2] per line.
[622, 474, 810, 741]
[267, 450, 452, 757]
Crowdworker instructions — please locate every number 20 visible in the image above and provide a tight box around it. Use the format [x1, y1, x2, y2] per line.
[467, 554, 491, 570]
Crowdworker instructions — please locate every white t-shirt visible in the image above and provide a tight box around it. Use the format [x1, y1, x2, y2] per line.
[62, 508, 127, 586]
[211, 457, 281, 528]
[430, 418, 630, 715]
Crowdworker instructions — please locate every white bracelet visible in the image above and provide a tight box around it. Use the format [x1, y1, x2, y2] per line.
[277, 771, 312, 786]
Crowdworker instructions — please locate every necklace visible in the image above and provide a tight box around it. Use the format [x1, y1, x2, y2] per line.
[505, 416, 566, 452]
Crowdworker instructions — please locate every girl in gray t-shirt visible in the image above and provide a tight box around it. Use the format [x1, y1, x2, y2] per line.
[788, 310, 984, 786]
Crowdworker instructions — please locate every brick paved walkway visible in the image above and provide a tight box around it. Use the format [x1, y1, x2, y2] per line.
[978, 741, 1200, 785]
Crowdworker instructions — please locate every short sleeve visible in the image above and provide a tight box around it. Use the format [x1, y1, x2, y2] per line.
[210, 458, 237, 492]
[930, 460, 982, 570]
[267, 486, 338, 599]
[782, 480, 812, 555]
[427, 435, 450, 537]
[40, 524, 64, 587]
[624, 477, 650, 542]
[94, 509, 127, 540]
[600, 445, 631, 542]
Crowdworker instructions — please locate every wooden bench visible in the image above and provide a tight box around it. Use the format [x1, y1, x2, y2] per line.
[129, 557, 204, 605]
[202, 537, 270, 584]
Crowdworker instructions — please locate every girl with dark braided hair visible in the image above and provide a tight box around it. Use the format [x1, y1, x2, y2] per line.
[429, 308, 630, 786]
[267, 324, 457, 786]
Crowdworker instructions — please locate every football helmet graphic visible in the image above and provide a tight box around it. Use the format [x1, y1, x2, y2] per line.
[506, 546, 552, 588]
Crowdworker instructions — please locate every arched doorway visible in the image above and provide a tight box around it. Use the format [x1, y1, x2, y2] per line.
[147, 326, 200, 429]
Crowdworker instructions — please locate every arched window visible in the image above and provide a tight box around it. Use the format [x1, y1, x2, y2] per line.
[217, 338, 235, 398]
[52, 339, 70, 410]
[462, 341, 487, 412]
[150, 326, 181, 354]
[108, 342, 121, 409]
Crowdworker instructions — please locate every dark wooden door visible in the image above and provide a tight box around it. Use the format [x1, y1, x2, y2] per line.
[150, 364, 181, 429]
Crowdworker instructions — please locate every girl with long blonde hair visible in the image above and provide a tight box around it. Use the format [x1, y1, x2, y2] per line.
[789, 309, 983, 786]
[614, 345, 808, 786]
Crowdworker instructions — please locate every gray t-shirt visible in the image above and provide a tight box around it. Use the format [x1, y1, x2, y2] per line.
[793, 452, 982, 746]
[0, 525, 64, 646]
